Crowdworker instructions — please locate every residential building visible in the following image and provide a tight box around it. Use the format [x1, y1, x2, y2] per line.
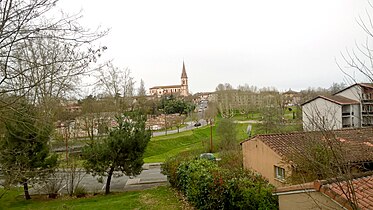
[275, 174, 373, 210]
[302, 83, 373, 131]
[240, 128, 373, 187]
[149, 62, 189, 97]
[192, 92, 215, 103]
[282, 89, 301, 106]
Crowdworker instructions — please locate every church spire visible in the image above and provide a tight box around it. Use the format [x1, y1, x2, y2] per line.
[181, 61, 187, 78]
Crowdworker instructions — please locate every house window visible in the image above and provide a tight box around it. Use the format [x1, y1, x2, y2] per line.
[275, 166, 285, 180]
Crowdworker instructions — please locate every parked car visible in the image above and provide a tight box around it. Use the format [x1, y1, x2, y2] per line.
[199, 153, 216, 161]
[194, 122, 201, 127]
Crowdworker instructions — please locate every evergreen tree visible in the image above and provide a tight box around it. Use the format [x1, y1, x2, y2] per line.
[0, 102, 58, 200]
[82, 111, 151, 194]
[137, 79, 147, 96]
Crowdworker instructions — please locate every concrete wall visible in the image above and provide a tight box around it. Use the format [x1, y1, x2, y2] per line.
[302, 98, 342, 131]
[242, 139, 290, 187]
[351, 104, 361, 127]
[335, 85, 362, 101]
[278, 191, 343, 210]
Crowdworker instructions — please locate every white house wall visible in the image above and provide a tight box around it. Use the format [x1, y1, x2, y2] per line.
[352, 104, 361, 127]
[335, 85, 362, 101]
[303, 98, 342, 131]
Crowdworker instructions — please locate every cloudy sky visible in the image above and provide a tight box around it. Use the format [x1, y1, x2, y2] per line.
[58, 0, 371, 94]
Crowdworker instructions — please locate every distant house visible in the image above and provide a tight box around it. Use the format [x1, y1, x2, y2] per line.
[240, 128, 373, 187]
[275, 174, 373, 210]
[282, 89, 301, 106]
[149, 62, 189, 97]
[302, 83, 373, 131]
[193, 92, 215, 103]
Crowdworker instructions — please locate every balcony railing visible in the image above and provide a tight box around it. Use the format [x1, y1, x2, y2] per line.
[342, 112, 354, 116]
[362, 111, 373, 115]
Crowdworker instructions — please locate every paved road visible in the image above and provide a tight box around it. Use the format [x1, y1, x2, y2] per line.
[30, 163, 167, 195]
[152, 119, 208, 137]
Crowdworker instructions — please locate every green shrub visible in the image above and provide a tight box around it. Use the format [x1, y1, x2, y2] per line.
[177, 159, 219, 209]
[218, 149, 243, 170]
[74, 186, 87, 198]
[163, 158, 278, 210]
[161, 150, 200, 187]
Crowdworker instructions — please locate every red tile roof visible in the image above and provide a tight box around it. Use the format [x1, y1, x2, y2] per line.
[302, 95, 360, 106]
[357, 83, 373, 89]
[276, 173, 373, 210]
[320, 95, 360, 105]
[241, 128, 373, 163]
[149, 85, 182, 89]
[331, 83, 373, 96]
[318, 174, 373, 210]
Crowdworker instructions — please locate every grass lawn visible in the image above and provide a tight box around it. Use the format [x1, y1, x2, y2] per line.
[143, 123, 250, 163]
[231, 112, 262, 121]
[0, 186, 188, 210]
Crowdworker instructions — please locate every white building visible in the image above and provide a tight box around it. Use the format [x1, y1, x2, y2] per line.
[149, 62, 189, 97]
[302, 83, 373, 131]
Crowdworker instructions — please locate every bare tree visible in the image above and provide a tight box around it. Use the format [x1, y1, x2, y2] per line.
[215, 87, 235, 118]
[0, 0, 107, 108]
[286, 128, 367, 210]
[337, 1, 373, 84]
[96, 62, 135, 98]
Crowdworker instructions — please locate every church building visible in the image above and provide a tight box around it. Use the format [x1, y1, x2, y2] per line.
[149, 62, 189, 97]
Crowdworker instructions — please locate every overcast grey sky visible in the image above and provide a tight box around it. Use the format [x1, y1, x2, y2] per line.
[58, 0, 371, 94]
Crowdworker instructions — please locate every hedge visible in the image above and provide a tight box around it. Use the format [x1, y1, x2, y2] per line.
[162, 157, 278, 210]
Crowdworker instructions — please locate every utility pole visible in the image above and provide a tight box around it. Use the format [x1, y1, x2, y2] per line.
[64, 122, 69, 164]
[164, 112, 167, 135]
[210, 119, 213, 153]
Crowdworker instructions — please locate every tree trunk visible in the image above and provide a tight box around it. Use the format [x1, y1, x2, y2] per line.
[23, 181, 31, 200]
[105, 166, 114, 195]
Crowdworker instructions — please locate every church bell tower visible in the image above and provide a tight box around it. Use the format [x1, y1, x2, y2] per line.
[180, 61, 189, 96]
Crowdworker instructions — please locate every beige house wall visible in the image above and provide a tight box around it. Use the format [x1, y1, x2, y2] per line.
[149, 87, 182, 96]
[242, 139, 291, 187]
[278, 191, 344, 210]
[302, 98, 342, 131]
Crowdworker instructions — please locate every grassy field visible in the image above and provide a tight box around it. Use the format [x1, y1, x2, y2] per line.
[143, 123, 250, 163]
[0, 186, 189, 210]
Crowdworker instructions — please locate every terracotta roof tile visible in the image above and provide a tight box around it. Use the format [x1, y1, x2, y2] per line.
[318, 95, 360, 105]
[149, 85, 182, 89]
[322, 175, 373, 210]
[241, 128, 373, 163]
[359, 83, 373, 89]
[302, 95, 360, 106]
[277, 174, 373, 210]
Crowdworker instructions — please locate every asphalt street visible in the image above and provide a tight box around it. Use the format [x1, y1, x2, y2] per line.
[29, 163, 167, 195]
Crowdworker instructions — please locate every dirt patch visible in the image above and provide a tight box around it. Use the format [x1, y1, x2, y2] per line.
[171, 188, 195, 210]
[139, 193, 157, 206]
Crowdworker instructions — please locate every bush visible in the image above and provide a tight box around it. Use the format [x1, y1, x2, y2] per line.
[74, 186, 87, 198]
[177, 159, 218, 209]
[163, 158, 278, 210]
[161, 150, 201, 187]
[218, 149, 243, 170]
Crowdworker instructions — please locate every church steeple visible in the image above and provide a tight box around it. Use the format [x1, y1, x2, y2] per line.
[180, 61, 189, 96]
[181, 61, 188, 78]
